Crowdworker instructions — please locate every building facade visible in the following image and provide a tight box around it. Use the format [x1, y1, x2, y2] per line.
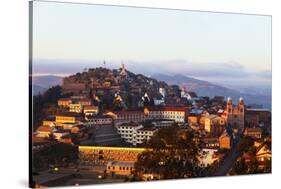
[116, 122, 156, 146]
[204, 115, 226, 136]
[69, 103, 83, 113]
[114, 111, 146, 124]
[86, 115, 113, 126]
[83, 105, 99, 116]
[147, 106, 187, 123]
[106, 161, 135, 176]
[219, 131, 232, 149]
[78, 146, 146, 166]
[58, 98, 72, 107]
[223, 97, 245, 132]
[244, 127, 262, 139]
[55, 113, 82, 124]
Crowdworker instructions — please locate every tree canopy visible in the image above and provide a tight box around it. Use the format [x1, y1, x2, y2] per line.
[134, 127, 203, 179]
[32, 85, 63, 131]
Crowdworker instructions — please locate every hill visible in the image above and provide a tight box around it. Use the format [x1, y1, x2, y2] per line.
[33, 85, 47, 95]
[152, 74, 271, 109]
[32, 75, 63, 89]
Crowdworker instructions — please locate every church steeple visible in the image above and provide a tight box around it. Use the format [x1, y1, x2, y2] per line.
[119, 62, 128, 82]
[120, 62, 127, 76]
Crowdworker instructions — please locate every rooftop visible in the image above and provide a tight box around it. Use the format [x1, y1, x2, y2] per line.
[114, 110, 144, 115]
[83, 105, 98, 110]
[138, 128, 157, 131]
[204, 114, 220, 119]
[118, 122, 142, 127]
[148, 106, 187, 112]
[107, 161, 135, 166]
[245, 127, 262, 132]
[56, 112, 83, 117]
[32, 136, 50, 144]
[186, 91, 198, 98]
[36, 126, 55, 132]
[86, 115, 113, 119]
[247, 108, 271, 113]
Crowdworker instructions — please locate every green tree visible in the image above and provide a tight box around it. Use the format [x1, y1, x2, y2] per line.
[33, 143, 78, 172]
[236, 136, 254, 153]
[134, 127, 203, 179]
[231, 158, 247, 175]
[263, 158, 271, 173]
[32, 86, 64, 131]
[247, 157, 259, 174]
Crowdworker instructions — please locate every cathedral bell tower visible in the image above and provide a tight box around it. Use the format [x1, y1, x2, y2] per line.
[238, 97, 245, 113]
[226, 97, 233, 113]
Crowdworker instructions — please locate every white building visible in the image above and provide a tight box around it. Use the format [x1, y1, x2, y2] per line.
[159, 87, 166, 98]
[151, 119, 175, 128]
[85, 115, 113, 126]
[52, 130, 70, 140]
[153, 97, 165, 106]
[83, 105, 99, 116]
[147, 107, 187, 123]
[69, 103, 83, 113]
[116, 122, 157, 146]
[114, 111, 146, 125]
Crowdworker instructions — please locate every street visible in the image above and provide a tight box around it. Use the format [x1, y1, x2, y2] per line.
[214, 134, 241, 176]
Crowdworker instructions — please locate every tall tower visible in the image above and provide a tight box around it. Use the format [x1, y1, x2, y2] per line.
[224, 97, 245, 133]
[119, 62, 127, 81]
[237, 97, 245, 130]
[120, 62, 127, 76]
[180, 86, 186, 98]
[226, 97, 233, 113]
[238, 97, 245, 112]
[225, 97, 233, 129]
[159, 87, 166, 98]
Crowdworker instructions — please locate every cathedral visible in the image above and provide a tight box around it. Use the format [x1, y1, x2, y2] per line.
[222, 97, 245, 132]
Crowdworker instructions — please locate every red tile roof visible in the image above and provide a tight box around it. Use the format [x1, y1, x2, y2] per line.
[37, 126, 54, 132]
[84, 105, 98, 110]
[148, 106, 187, 112]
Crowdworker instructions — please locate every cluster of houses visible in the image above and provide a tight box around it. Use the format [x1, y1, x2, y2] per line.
[33, 65, 271, 177]
[33, 88, 271, 174]
[34, 95, 97, 145]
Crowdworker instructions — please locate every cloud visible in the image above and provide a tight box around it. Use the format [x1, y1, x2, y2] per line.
[255, 70, 272, 79]
[125, 59, 250, 78]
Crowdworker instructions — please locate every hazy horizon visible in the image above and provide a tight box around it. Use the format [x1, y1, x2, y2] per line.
[32, 58, 271, 89]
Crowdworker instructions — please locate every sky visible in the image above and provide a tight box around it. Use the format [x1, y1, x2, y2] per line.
[32, 1, 271, 88]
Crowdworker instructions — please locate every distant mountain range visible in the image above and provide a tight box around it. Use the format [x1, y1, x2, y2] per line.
[152, 74, 271, 109]
[31, 73, 271, 109]
[32, 75, 63, 95]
